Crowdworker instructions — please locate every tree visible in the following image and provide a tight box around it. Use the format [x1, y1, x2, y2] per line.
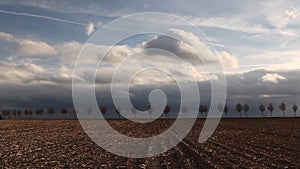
[28, 109, 33, 118]
[131, 106, 137, 119]
[199, 105, 205, 118]
[292, 102, 298, 117]
[243, 104, 249, 117]
[17, 110, 22, 118]
[236, 103, 243, 118]
[115, 107, 121, 118]
[2, 110, 10, 119]
[259, 104, 266, 117]
[147, 104, 153, 119]
[163, 105, 170, 118]
[267, 103, 274, 117]
[24, 109, 29, 119]
[86, 108, 93, 115]
[182, 106, 188, 118]
[218, 104, 229, 118]
[279, 102, 286, 117]
[61, 108, 68, 119]
[100, 106, 107, 117]
[35, 109, 41, 117]
[12, 109, 17, 117]
[48, 108, 55, 118]
[203, 105, 208, 117]
[224, 105, 229, 118]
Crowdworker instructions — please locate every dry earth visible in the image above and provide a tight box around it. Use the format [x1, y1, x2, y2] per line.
[0, 118, 299, 168]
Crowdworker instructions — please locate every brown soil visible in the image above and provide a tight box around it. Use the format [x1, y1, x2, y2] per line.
[0, 118, 299, 168]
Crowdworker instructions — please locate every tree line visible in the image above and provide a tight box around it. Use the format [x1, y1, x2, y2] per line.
[0, 102, 298, 120]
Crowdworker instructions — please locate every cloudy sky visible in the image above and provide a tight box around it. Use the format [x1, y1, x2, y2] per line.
[0, 0, 300, 117]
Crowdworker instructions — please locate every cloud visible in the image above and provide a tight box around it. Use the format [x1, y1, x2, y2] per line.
[218, 51, 239, 70]
[86, 23, 95, 36]
[0, 61, 46, 84]
[0, 32, 58, 57]
[17, 40, 57, 57]
[261, 73, 287, 84]
[0, 32, 15, 41]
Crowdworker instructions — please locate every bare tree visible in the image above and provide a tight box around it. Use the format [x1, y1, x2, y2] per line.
[218, 104, 229, 118]
[12, 109, 17, 117]
[267, 103, 274, 117]
[279, 102, 286, 117]
[28, 109, 33, 119]
[35, 109, 41, 117]
[115, 107, 121, 118]
[182, 106, 188, 118]
[224, 105, 229, 118]
[17, 110, 22, 119]
[199, 105, 205, 118]
[24, 109, 29, 119]
[259, 104, 266, 117]
[163, 105, 170, 118]
[292, 102, 298, 117]
[48, 108, 55, 118]
[147, 104, 153, 119]
[131, 105, 137, 119]
[236, 103, 243, 118]
[203, 105, 208, 117]
[100, 106, 107, 118]
[61, 108, 68, 119]
[243, 104, 249, 118]
[2, 110, 10, 119]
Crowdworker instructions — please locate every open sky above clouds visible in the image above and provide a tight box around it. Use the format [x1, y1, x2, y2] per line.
[0, 0, 300, 117]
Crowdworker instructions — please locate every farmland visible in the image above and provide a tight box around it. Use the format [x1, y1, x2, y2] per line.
[0, 118, 299, 168]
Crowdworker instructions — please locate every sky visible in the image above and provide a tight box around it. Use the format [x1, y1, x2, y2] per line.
[0, 0, 300, 117]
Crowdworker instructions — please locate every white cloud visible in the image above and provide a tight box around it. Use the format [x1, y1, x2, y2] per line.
[0, 62, 45, 84]
[86, 23, 95, 36]
[261, 73, 287, 83]
[218, 51, 239, 70]
[17, 40, 57, 57]
[0, 32, 15, 41]
[0, 32, 58, 57]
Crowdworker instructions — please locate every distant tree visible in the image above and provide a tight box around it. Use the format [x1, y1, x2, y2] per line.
[259, 104, 266, 117]
[279, 102, 286, 117]
[267, 103, 274, 117]
[61, 108, 68, 118]
[131, 106, 137, 119]
[17, 110, 22, 118]
[292, 103, 298, 117]
[28, 109, 33, 118]
[115, 107, 121, 118]
[224, 105, 229, 118]
[86, 108, 93, 115]
[163, 105, 170, 118]
[218, 104, 229, 118]
[2, 110, 10, 119]
[243, 104, 249, 117]
[147, 104, 153, 119]
[24, 109, 29, 118]
[100, 106, 107, 117]
[236, 103, 243, 118]
[48, 108, 55, 118]
[35, 109, 40, 116]
[182, 106, 188, 118]
[199, 105, 205, 118]
[203, 105, 208, 117]
[12, 109, 17, 117]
